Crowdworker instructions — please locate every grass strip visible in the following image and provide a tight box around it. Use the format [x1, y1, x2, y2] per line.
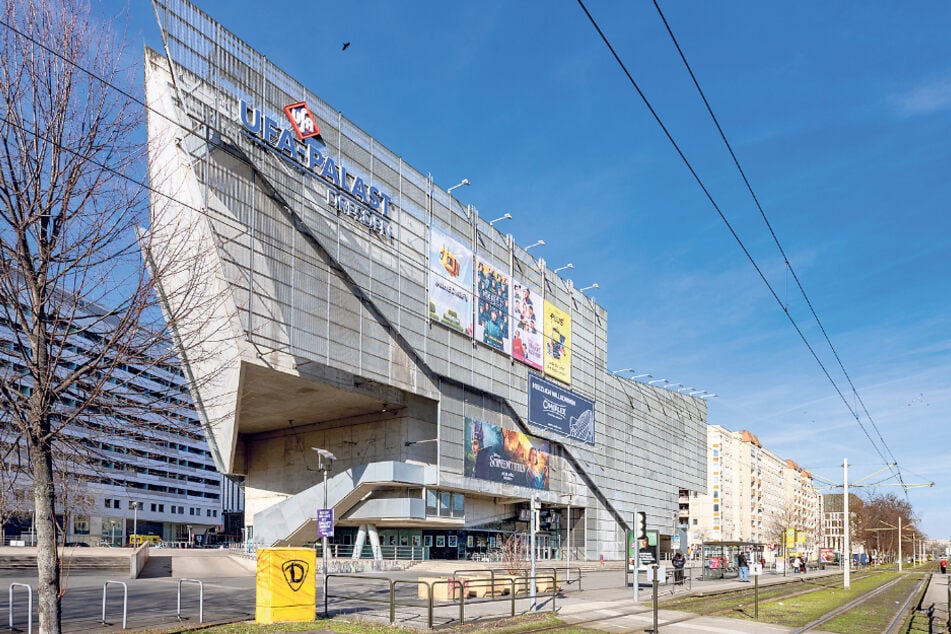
[736, 572, 899, 627]
[818, 574, 921, 633]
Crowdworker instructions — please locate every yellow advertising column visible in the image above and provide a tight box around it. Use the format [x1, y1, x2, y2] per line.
[255, 548, 317, 624]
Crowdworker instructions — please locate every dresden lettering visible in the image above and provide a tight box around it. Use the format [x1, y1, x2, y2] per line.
[240, 100, 393, 239]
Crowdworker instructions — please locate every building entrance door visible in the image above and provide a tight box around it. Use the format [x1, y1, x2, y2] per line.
[536, 534, 551, 560]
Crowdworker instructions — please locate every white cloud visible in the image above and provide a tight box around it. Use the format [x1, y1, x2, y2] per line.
[889, 74, 951, 116]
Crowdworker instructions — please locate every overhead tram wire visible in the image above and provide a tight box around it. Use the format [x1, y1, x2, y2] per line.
[574, 0, 896, 472]
[650, 1, 905, 490]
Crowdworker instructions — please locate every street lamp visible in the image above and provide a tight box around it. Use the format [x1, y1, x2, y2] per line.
[489, 212, 512, 226]
[648, 378, 669, 386]
[313, 447, 337, 577]
[130, 501, 141, 543]
[524, 240, 545, 252]
[447, 178, 470, 195]
[560, 494, 573, 582]
[579, 283, 599, 293]
[554, 263, 574, 274]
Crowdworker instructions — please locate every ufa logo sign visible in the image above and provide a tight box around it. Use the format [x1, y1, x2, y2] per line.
[282, 559, 309, 591]
[283, 102, 320, 140]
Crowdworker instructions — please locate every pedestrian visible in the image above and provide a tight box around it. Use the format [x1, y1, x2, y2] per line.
[795, 555, 804, 574]
[941, 557, 947, 574]
[738, 551, 749, 582]
[672, 551, 686, 584]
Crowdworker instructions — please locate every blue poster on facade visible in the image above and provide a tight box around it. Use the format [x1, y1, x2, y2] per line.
[527, 374, 596, 445]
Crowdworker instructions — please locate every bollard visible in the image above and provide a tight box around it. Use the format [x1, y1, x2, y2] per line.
[754, 573, 759, 620]
[651, 563, 659, 633]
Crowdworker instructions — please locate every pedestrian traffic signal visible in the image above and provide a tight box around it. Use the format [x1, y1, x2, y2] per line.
[636, 511, 647, 540]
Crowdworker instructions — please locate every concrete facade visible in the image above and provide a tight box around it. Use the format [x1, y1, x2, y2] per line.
[144, 0, 707, 561]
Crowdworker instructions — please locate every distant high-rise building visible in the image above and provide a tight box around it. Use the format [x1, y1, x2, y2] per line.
[694, 425, 821, 558]
[0, 302, 222, 547]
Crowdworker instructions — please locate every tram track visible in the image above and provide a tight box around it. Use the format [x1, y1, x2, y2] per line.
[510, 570, 923, 633]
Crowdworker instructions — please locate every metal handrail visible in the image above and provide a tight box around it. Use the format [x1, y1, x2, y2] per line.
[100, 580, 128, 630]
[8, 583, 32, 634]
[176, 578, 204, 624]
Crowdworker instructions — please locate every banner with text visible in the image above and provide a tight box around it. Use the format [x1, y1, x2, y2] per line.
[476, 257, 511, 353]
[464, 417, 550, 490]
[528, 374, 596, 445]
[428, 225, 473, 335]
[543, 300, 571, 384]
[511, 279, 543, 369]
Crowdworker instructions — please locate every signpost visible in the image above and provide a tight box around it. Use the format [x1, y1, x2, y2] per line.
[751, 562, 763, 619]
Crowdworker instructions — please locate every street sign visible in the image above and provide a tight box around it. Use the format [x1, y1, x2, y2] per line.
[750, 563, 763, 576]
[317, 508, 334, 538]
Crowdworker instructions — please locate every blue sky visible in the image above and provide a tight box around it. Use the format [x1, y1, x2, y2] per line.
[117, 1, 950, 537]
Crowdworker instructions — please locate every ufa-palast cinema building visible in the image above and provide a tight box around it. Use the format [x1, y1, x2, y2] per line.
[146, 0, 706, 561]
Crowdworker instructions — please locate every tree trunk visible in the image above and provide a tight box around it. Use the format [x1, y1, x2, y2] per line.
[31, 438, 62, 634]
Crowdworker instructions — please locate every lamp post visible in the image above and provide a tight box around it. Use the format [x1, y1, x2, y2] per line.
[447, 178, 470, 195]
[524, 240, 545, 251]
[313, 447, 337, 577]
[130, 501, 140, 543]
[561, 495, 572, 582]
[530, 494, 538, 611]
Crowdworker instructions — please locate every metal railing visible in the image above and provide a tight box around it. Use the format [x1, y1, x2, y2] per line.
[176, 578, 204, 624]
[8, 583, 33, 634]
[324, 571, 566, 629]
[100, 580, 128, 630]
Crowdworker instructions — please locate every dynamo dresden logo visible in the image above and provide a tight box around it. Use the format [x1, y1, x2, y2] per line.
[282, 559, 309, 591]
[283, 101, 321, 140]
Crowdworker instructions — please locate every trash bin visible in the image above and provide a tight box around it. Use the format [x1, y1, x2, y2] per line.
[255, 548, 317, 624]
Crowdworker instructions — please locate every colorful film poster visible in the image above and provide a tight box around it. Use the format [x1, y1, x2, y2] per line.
[428, 225, 473, 335]
[464, 417, 550, 491]
[543, 300, 571, 384]
[511, 279, 543, 369]
[475, 257, 510, 353]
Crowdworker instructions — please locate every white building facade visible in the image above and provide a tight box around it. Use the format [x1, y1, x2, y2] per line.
[693, 425, 821, 557]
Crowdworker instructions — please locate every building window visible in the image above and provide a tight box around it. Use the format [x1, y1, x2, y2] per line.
[425, 490, 437, 516]
[451, 493, 465, 518]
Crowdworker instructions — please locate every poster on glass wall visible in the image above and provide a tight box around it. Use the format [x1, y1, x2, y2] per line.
[475, 256, 510, 353]
[511, 279, 543, 369]
[543, 300, 571, 384]
[428, 224, 473, 335]
[464, 417, 550, 490]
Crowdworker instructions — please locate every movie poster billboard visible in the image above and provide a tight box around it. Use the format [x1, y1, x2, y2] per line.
[511, 279, 543, 369]
[464, 417, 550, 490]
[428, 225, 472, 335]
[543, 300, 571, 384]
[528, 374, 596, 445]
[475, 257, 510, 353]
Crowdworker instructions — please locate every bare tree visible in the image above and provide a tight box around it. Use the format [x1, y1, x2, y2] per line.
[0, 2, 217, 631]
[858, 491, 920, 564]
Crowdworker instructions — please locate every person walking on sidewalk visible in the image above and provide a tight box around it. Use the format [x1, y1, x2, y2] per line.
[738, 551, 749, 582]
[941, 557, 947, 574]
[672, 551, 686, 584]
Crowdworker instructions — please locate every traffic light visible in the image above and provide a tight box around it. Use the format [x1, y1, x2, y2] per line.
[636, 511, 647, 541]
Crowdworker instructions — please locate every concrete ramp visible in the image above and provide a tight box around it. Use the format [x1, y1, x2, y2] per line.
[140, 550, 255, 578]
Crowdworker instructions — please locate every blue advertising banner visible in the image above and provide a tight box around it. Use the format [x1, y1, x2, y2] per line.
[527, 374, 596, 445]
[317, 508, 334, 538]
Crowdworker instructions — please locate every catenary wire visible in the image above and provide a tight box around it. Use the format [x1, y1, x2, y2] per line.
[649, 0, 905, 490]
[574, 0, 895, 470]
